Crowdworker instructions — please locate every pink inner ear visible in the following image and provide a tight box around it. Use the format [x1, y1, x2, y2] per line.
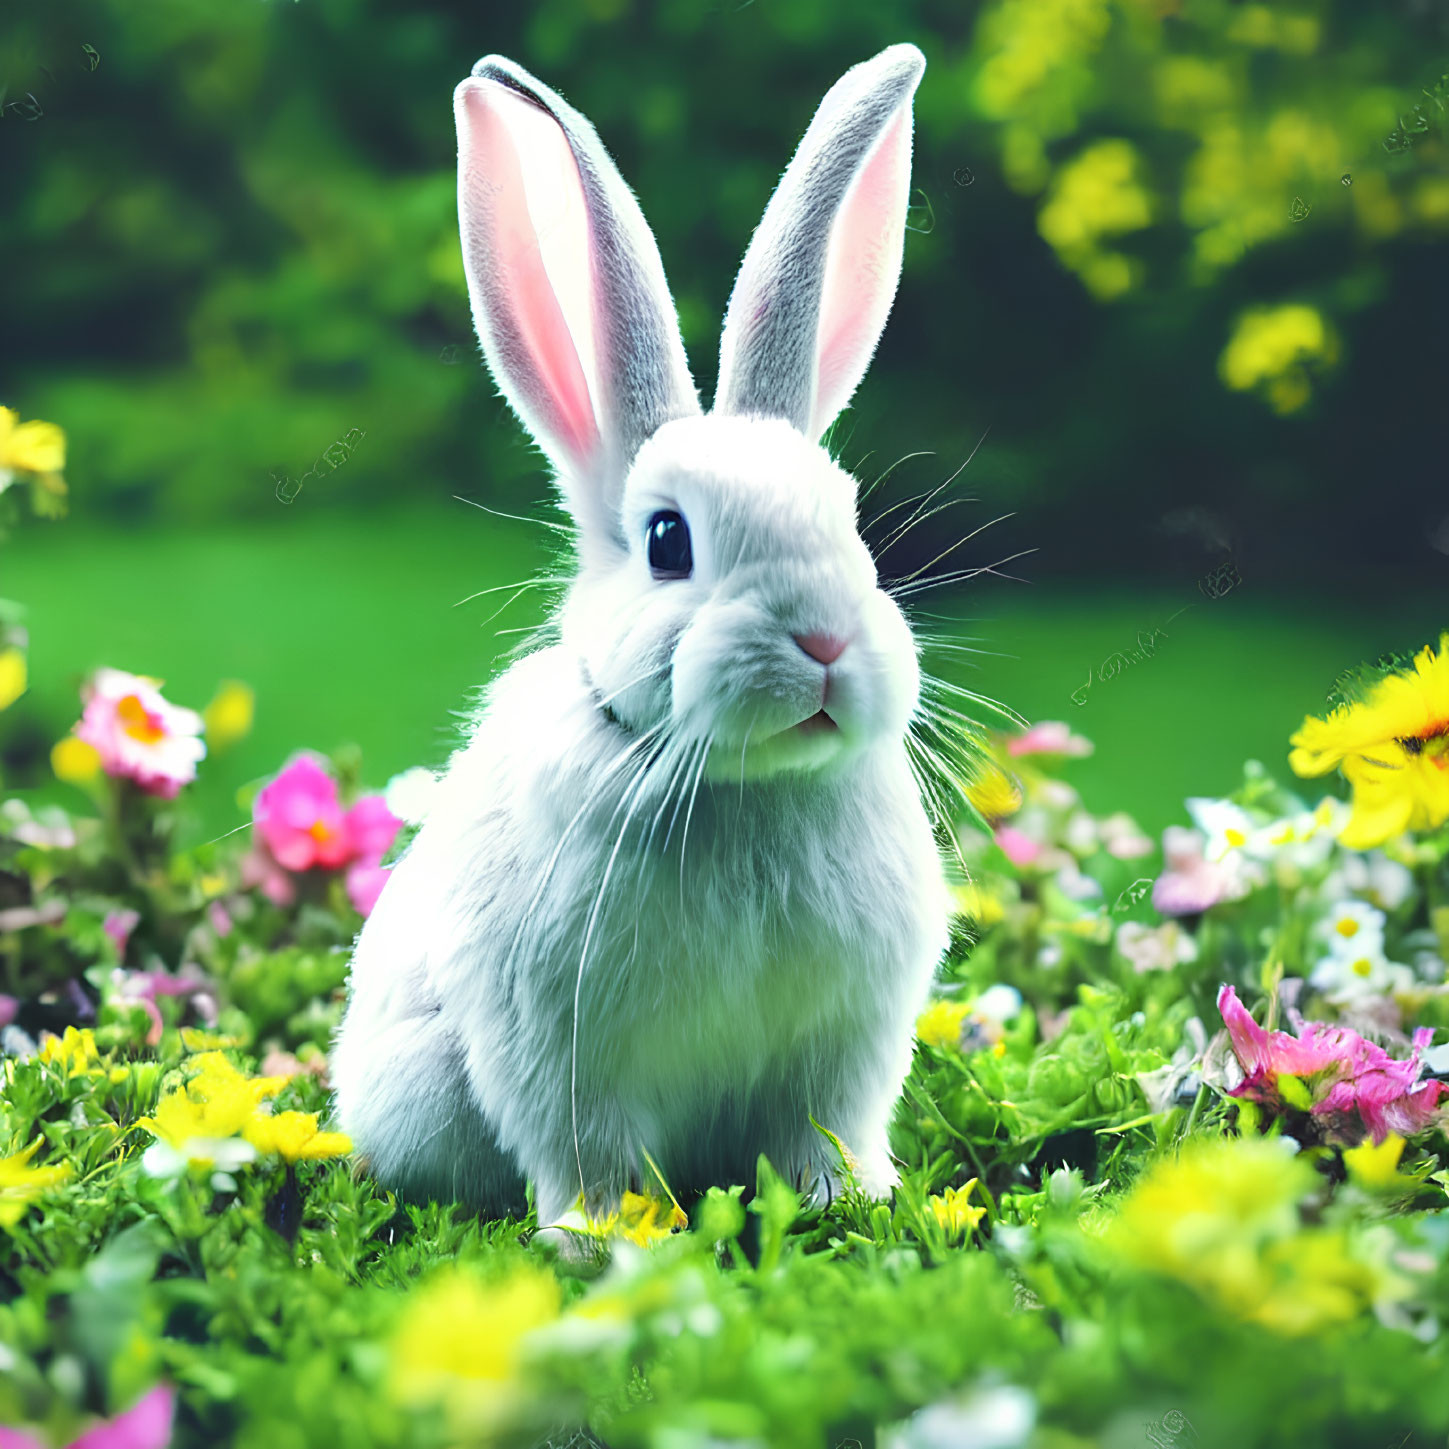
[811, 109, 911, 439]
[459, 82, 601, 470]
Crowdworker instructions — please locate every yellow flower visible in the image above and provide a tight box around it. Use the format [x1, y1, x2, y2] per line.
[180, 1028, 244, 1052]
[0, 1139, 70, 1229]
[1037, 140, 1153, 299]
[0, 407, 66, 477]
[203, 681, 255, 752]
[955, 881, 1006, 927]
[929, 1178, 986, 1239]
[137, 1052, 289, 1170]
[0, 407, 67, 516]
[975, 0, 1112, 123]
[0, 648, 26, 711]
[917, 999, 972, 1050]
[583, 1189, 689, 1247]
[1289, 635, 1449, 848]
[1225, 5, 1319, 53]
[1218, 304, 1339, 413]
[389, 1264, 560, 1430]
[243, 1110, 351, 1163]
[965, 760, 1023, 823]
[1107, 1137, 1385, 1335]
[37, 1026, 103, 1077]
[52, 735, 103, 785]
[1343, 1133, 1411, 1192]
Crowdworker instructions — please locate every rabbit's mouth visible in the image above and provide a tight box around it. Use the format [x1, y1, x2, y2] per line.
[793, 709, 839, 737]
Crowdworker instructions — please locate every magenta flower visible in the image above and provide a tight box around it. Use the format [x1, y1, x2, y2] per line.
[1218, 985, 1446, 1144]
[249, 754, 403, 917]
[102, 909, 140, 962]
[994, 824, 1045, 868]
[254, 754, 356, 871]
[0, 1384, 174, 1449]
[345, 859, 391, 916]
[1007, 721, 1093, 758]
[73, 670, 205, 799]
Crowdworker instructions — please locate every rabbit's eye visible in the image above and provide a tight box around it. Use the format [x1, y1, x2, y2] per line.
[646, 510, 692, 580]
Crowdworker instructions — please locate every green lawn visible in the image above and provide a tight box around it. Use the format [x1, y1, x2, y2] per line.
[3, 501, 1440, 840]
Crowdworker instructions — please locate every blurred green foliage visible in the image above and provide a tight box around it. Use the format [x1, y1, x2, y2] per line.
[2, 0, 1446, 587]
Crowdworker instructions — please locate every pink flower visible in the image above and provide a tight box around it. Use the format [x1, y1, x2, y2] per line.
[0, 995, 17, 1029]
[254, 754, 354, 871]
[0, 1384, 175, 1449]
[1218, 985, 1446, 1144]
[206, 900, 233, 937]
[250, 754, 402, 917]
[345, 859, 391, 916]
[73, 670, 205, 799]
[1153, 826, 1255, 915]
[1007, 721, 1093, 758]
[995, 824, 1044, 868]
[103, 909, 140, 961]
[345, 794, 403, 862]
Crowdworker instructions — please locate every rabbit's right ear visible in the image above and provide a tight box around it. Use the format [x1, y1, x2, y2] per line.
[455, 59, 699, 547]
[716, 45, 924, 445]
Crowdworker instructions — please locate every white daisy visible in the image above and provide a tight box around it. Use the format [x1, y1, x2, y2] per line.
[1185, 797, 1257, 863]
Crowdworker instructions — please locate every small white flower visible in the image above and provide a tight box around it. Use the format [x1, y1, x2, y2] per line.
[1116, 920, 1198, 973]
[1063, 811, 1098, 856]
[1323, 850, 1416, 912]
[1186, 797, 1257, 863]
[383, 766, 439, 826]
[886, 1384, 1036, 1449]
[1316, 900, 1387, 959]
[1053, 861, 1103, 901]
[141, 1136, 257, 1178]
[1309, 940, 1412, 1004]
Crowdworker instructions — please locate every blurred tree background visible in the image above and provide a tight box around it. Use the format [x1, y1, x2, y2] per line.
[1, 0, 1445, 836]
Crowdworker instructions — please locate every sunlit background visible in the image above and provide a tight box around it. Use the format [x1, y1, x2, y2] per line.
[2, 0, 1445, 839]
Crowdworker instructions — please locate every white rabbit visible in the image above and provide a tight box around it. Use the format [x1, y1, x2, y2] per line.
[331, 43, 954, 1231]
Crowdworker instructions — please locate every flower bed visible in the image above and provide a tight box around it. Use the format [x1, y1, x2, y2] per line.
[4, 420, 1449, 1447]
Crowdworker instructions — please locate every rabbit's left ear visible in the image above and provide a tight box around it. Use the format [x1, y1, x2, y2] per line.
[715, 44, 924, 443]
[455, 58, 699, 546]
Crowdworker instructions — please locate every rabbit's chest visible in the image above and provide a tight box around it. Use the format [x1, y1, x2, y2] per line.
[590, 801, 937, 1073]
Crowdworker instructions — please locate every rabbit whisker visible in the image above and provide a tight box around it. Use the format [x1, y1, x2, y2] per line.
[894, 511, 1018, 586]
[862, 486, 936, 536]
[920, 674, 1028, 729]
[677, 736, 714, 893]
[904, 733, 971, 880]
[873, 494, 976, 559]
[639, 735, 696, 859]
[453, 494, 576, 537]
[873, 430, 988, 552]
[857, 448, 935, 504]
[452, 573, 570, 609]
[592, 662, 672, 714]
[661, 736, 709, 853]
[500, 726, 665, 996]
[888, 547, 1039, 600]
[569, 749, 663, 1196]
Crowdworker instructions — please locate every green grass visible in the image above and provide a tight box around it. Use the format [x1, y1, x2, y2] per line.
[3, 502, 1441, 838]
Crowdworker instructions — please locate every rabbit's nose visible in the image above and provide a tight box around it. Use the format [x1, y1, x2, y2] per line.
[794, 631, 849, 665]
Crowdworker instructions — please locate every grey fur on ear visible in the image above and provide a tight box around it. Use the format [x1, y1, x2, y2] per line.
[715, 44, 925, 442]
[456, 57, 699, 546]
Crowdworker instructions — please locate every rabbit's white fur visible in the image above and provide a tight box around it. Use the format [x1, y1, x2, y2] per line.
[332, 44, 952, 1227]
